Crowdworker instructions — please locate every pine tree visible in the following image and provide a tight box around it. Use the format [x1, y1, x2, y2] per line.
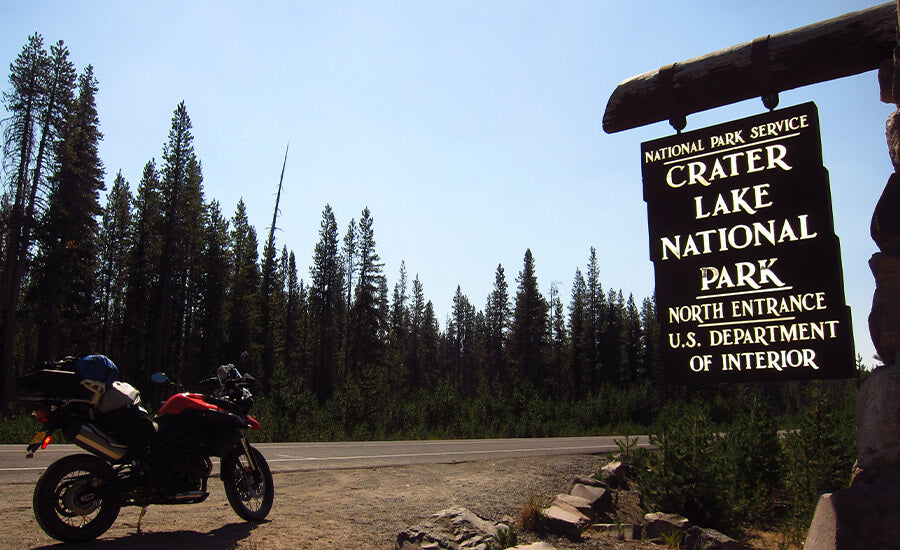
[176, 156, 206, 376]
[508, 249, 549, 391]
[568, 268, 588, 398]
[604, 289, 627, 384]
[420, 299, 441, 389]
[341, 218, 357, 370]
[641, 293, 662, 384]
[469, 309, 486, 392]
[270, 245, 290, 370]
[585, 247, 605, 391]
[408, 274, 426, 389]
[195, 200, 230, 369]
[389, 261, 410, 389]
[484, 264, 510, 386]
[549, 281, 570, 398]
[342, 218, 357, 311]
[97, 171, 132, 357]
[348, 207, 385, 375]
[28, 65, 104, 361]
[122, 160, 162, 381]
[227, 199, 260, 366]
[309, 204, 344, 403]
[283, 250, 308, 379]
[150, 101, 205, 379]
[0, 35, 76, 409]
[623, 293, 643, 383]
[448, 286, 474, 389]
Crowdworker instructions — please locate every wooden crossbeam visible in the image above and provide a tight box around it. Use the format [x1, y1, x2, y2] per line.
[603, 2, 898, 133]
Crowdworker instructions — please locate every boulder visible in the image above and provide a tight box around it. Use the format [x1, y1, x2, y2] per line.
[539, 505, 590, 538]
[644, 512, 691, 540]
[552, 493, 596, 521]
[396, 507, 509, 550]
[804, 493, 838, 549]
[569, 483, 612, 516]
[683, 526, 743, 550]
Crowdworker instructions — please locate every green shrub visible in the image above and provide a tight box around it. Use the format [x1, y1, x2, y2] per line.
[637, 399, 726, 529]
[0, 413, 40, 444]
[636, 391, 784, 533]
[492, 525, 517, 549]
[717, 389, 783, 526]
[780, 382, 856, 536]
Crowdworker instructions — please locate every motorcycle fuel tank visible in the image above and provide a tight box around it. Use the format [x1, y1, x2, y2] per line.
[158, 393, 223, 416]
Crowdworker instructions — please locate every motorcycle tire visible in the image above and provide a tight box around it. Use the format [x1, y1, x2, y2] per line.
[221, 445, 274, 521]
[33, 453, 121, 543]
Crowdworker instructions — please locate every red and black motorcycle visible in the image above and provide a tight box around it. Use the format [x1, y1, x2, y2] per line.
[18, 359, 274, 543]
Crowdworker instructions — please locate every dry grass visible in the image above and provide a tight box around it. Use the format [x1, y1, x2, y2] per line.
[517, 493, 545, 533]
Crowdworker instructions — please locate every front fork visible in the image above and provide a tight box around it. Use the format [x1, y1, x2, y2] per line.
[239, 436, 260, 473]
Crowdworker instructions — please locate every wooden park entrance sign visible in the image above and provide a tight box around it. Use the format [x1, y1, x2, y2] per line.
[642, 102, 854, 383]
[606, 3, 900, 546]
[605, 2, 900, 384]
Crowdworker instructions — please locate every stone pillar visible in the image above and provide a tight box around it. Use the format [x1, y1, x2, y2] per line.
[804, 47, 900, 550]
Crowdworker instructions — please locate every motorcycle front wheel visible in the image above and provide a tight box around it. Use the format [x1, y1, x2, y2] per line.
[221, 444, 274, 521]
[33, 454, 121, 543]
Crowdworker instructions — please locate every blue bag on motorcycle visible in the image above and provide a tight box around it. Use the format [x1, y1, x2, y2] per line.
[73, 355, 119, 386]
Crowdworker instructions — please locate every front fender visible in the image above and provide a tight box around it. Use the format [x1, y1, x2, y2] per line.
[245, 415, 261, 430]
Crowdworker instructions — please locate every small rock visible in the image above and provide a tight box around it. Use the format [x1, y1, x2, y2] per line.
[396, 507, 507, 550]
[510, 544, 557, 550]
[593, 523, 642, 541]
[683, 525, 742, 550]
[539, 505, 590, 538]
[644, 512, 691, 540]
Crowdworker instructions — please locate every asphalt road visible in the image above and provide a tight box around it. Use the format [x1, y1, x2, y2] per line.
[0, 435, 649, 484]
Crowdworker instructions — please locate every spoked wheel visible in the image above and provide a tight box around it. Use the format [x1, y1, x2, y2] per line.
[221, 444, 274, 521]
[33, 454, 121, 543]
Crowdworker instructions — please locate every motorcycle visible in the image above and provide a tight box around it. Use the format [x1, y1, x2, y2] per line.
[17, 358, 274, 543]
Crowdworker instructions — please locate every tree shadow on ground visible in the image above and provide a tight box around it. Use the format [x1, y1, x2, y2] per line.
[30, 521, 264, 550]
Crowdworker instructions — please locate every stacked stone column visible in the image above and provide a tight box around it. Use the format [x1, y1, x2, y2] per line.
[803, 47, 900, 550]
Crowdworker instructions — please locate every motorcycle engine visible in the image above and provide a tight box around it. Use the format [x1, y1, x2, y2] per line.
[155, 449, 212, 495]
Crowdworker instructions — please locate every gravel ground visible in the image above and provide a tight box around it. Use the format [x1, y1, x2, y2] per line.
[0, 453, 778, 549]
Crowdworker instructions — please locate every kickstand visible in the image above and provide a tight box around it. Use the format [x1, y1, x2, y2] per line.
[136, 506, 148, 534]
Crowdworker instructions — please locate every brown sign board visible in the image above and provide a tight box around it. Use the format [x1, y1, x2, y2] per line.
[641, 102, 855, 384]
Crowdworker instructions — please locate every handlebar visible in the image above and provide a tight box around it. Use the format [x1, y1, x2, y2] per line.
[151, 355, 256, 412]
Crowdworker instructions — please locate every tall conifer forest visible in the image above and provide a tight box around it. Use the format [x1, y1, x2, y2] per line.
[0, 35, 859, 442]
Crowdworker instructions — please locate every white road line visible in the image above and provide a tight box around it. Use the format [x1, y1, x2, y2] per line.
[264, 444, 614, 463]
[0, 444, 617, 471]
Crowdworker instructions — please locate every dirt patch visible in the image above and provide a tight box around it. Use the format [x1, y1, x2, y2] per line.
[0, 454, 778, 549]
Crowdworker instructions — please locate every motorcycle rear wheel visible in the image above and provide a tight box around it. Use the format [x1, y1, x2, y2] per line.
[33, 454, 121, 543]
[222, 445, 273, 521]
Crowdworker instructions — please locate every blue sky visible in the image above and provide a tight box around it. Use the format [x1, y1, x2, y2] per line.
[2, 1, 892, 366]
